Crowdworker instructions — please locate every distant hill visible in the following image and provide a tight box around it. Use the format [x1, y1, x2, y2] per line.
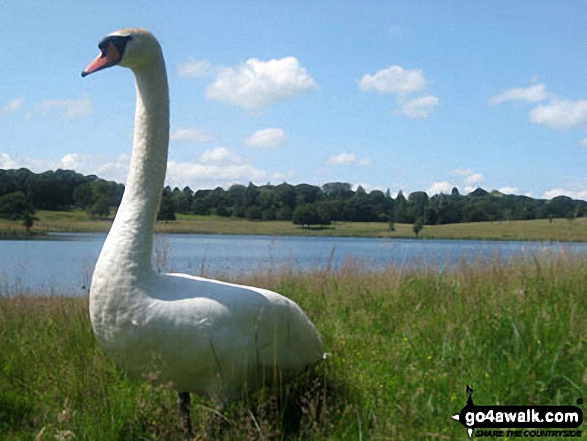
[0, 168, 585, 225]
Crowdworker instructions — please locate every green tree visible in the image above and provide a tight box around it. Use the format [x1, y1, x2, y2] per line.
[245, 206, 262, 220]
[408, 191, 429, 220]
[157, 191, 176, 222]
[0, 191, 35, 221]
[22, 213, 37, 235]
[73, 183, 94, 208]
[322, 182, 354, 200]
[394, 191, 413, 223]
[294, 184, 322, 205]
[412, 218, 424, 238]
[292, 203, 330, 228]
[88, 195, 111, 219]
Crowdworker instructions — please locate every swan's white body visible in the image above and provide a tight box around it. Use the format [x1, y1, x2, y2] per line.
[87, 29, 324, 401]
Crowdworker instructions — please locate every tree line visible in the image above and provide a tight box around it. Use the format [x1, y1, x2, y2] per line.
[1, 168, 586, 228]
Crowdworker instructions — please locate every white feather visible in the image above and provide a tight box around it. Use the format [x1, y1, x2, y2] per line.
[88, 29, 324, 401]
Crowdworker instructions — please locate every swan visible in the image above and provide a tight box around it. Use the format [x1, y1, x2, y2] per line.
[82, 28, 325, 431]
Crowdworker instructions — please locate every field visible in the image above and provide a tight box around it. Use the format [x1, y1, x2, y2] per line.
[1, 210, 587, 242]
[1, 254, 587, 440]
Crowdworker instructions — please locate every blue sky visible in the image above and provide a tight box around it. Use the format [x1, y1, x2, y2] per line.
[1, 1, 587, 200]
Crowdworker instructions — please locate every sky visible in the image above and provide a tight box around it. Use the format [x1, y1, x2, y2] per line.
[1, 1, 587, 200]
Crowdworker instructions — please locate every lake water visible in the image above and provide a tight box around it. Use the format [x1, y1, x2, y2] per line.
[1, 233, 587, 295]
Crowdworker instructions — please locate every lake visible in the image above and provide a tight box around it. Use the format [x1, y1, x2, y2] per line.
[1, 233, 587, 295]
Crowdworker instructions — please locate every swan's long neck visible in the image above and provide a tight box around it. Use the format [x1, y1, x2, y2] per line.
[96, 58, 169, 282]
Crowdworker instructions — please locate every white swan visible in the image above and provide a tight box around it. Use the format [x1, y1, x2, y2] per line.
[82, 28, 324, 427]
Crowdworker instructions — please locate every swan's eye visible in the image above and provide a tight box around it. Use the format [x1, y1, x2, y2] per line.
[98, 41, 108, 56]
[98, 36, 132, 59]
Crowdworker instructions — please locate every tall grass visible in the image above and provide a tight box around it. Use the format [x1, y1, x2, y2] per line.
[1, 254, 587, 440]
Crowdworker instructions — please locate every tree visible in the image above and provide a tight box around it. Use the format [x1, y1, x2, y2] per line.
[292, 204, 315, 228]
[408, 191, 429, 219]
[0, 192, 35, 221]
[412, 218, 424, 238]
[273, 183, 296, 213]
[73, 183, 94, 209]
[322, 182, 354, 200]
[88, 195, 111, 219]
[292, 203, 330, 228]
[394, 191, 413, 223]
[157, 191, 176, 222]
[22, 213, 37, 235]
[245, 206, 262, 220]
[75, 180, 121, 218]
[294, 184, 322, 205]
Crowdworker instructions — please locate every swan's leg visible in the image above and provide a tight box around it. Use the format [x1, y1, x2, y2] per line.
[177, 392, 193, 437]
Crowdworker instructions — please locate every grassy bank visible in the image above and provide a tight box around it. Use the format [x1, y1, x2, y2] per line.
[1, 255, 587, 440]
[1, 209, 587, 242]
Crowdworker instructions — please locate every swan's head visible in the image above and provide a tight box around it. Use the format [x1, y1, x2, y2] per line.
[82, 28, 162, 77]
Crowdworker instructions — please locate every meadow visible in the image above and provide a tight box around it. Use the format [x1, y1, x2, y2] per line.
[1, 210, 587, 242]
[1, 253, 587, 440]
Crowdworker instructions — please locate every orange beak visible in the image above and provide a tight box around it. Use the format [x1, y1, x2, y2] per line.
[81, 43, 121, 77]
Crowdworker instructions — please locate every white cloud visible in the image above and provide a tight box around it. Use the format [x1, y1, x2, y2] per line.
[493, 82, 587, 131]
[529, 99, 587, 130]
[0, 152, 130, 183]
[497, 187, 519, 195]
[171, 128, 216, 143]
[92, 155, 130, 182]
[440, 169, 485, 195]
[580, 138, 587, 146]
[0, 152, 59, 172]
[178, 59, 211, 78]
[55, 153, 130, 182]
[198, 147, 240, 164]
[426, 181, 525, 197]
[206, 57, 318, 108]
[0, 149, 270, 190]
[426, 181, 454, 196]
[325, 153, 371, 166]
[0, 153, 21, 169]
[167, 146, 271, 188]
[490, 83, 548, 105]
[394, 95, 439, 118]
[464, 173, 484, 186]
[326, 153, 356, 165]
[1, 97, 24, 115]
[542, 188, 587, 200]
[359, 65, 426, 94]
[34, 95, 92, 119]
[245, 128, 287, 148]
[454, 169, 484, 186]
[59, 153, 84, 170]
[359, 65, 439, 119]
[167, 160, 266, 188]
[270, 170, 296, 182]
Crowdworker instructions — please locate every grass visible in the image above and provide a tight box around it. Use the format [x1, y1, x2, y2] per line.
[1, 209, 587, 242]
[1, 254, 587, 440]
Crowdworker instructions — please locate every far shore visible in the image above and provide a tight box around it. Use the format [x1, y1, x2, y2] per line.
[1, 210, 586, 242]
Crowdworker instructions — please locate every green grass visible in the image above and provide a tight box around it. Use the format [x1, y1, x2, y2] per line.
[1, 255, 587, 440]
[2, 209, 587, 242]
